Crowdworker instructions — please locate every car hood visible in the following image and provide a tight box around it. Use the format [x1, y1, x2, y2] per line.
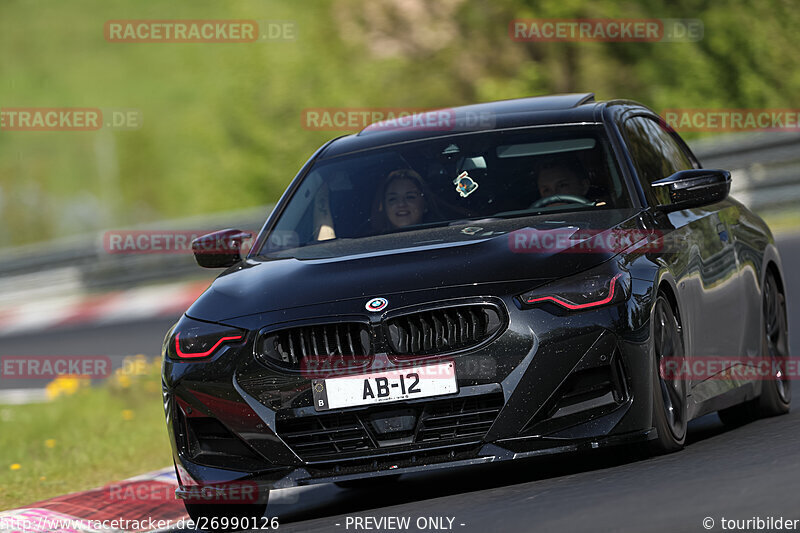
[187, 209, 645, 322]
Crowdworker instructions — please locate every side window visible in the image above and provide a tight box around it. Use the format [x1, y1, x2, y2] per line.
[622, 116, 694, 204]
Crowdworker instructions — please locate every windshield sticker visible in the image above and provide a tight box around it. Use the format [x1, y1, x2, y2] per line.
[454, 171, 479, 198]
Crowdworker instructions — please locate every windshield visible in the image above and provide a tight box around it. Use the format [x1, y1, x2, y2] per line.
[259, 126, 631, 259]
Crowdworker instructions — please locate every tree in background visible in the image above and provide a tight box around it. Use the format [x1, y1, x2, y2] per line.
[0, 0, 797, 245]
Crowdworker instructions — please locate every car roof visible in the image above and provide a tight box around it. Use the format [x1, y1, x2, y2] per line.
[318, 93, 610, 159]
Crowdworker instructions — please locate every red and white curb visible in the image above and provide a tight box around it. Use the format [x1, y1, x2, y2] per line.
[0, 467, 184, 532]
[0, 468, 315, 532]
[0, 281, 209, 338]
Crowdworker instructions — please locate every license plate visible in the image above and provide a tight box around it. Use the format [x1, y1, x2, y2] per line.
[312, 361, 457, 411]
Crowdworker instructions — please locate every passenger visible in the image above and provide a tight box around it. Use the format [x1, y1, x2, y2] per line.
[374, 169, 437, 231]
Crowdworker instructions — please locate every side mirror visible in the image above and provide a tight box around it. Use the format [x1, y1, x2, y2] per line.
[191, 229, 252, 268]
[651, 169, 731, 212]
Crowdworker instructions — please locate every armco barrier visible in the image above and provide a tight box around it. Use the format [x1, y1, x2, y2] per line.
[690, 131, 800, 211]
[0, 206, 271, 303]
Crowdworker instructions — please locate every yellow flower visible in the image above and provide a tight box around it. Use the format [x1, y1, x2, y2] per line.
[44, 439, 56, 449]
[122, 410, 135, 421]
[116, 373, 132, 389]
[45, 375, 88, 400]
[40, 476, 46, 481]
[9, 463, 21, 470]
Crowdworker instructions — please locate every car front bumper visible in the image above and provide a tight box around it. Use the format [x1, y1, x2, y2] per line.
[164, 279, 656, 494]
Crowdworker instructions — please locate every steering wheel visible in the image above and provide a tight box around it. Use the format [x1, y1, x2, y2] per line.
[530, 194, 596, 209]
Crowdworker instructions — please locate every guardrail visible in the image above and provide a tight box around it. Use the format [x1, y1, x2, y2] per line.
[0, 206, 271, 303]
[0, 131, 798, 298]
[691, 131, 800, 211]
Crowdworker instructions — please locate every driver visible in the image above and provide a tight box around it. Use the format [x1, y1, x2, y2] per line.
[536, 160, 591, 199]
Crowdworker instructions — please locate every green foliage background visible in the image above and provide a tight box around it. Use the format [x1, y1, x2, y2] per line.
[0, 0, 798, 245]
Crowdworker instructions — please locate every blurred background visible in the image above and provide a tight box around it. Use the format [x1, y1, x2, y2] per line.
[2, 0, 800, 522]
[1, 0, 799, 246]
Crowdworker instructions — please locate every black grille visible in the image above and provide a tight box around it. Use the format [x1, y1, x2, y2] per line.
[258, 323, 371, 370]
[385, 305, 504, 356]
[417, 394, 504, 441]
[278, 412, 373, 458]
[278, 393, 503, 461]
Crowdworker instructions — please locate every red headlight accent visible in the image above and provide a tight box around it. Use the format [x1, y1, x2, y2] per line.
[524, 273, 623, 310]
[174, 332, 243, 359]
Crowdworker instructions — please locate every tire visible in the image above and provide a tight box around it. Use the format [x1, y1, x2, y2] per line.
[718, 271, 790, 426]
[649, 294, 688, 454]
[757, 271, 791, 416]
[335, 474, 401, 489]
[184, 500, 269, 531]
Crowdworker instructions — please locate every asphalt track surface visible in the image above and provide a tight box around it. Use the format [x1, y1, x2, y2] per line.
[0, 317, 178, 391]
[10, 233, 800, 533]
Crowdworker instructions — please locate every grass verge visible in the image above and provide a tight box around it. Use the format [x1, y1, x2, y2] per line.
[761, 209, 800, 237]
[0, 356, 172, 510]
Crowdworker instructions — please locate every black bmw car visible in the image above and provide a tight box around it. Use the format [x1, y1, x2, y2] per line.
[162, 94, 790, 521]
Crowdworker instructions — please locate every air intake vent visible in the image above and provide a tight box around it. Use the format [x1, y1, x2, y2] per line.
[277, 392, 504, 461]
[521, 349, 629, 436]
[279, 412, 373, 458]
[544, 351, 628, 420]
[257, 323, 371, 371]
[417, 394, 503, 442]
[385, 305, 504, 357]
[180, 414, 268, 470]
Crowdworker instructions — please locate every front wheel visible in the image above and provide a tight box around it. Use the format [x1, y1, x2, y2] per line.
[757, 271, 791, 415]
[718, 270, 790, 426]
[649, 294, 688, 454]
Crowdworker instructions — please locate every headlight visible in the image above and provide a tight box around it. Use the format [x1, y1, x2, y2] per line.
[518, 262, 631, 311]
[165, 316, 245, 360]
